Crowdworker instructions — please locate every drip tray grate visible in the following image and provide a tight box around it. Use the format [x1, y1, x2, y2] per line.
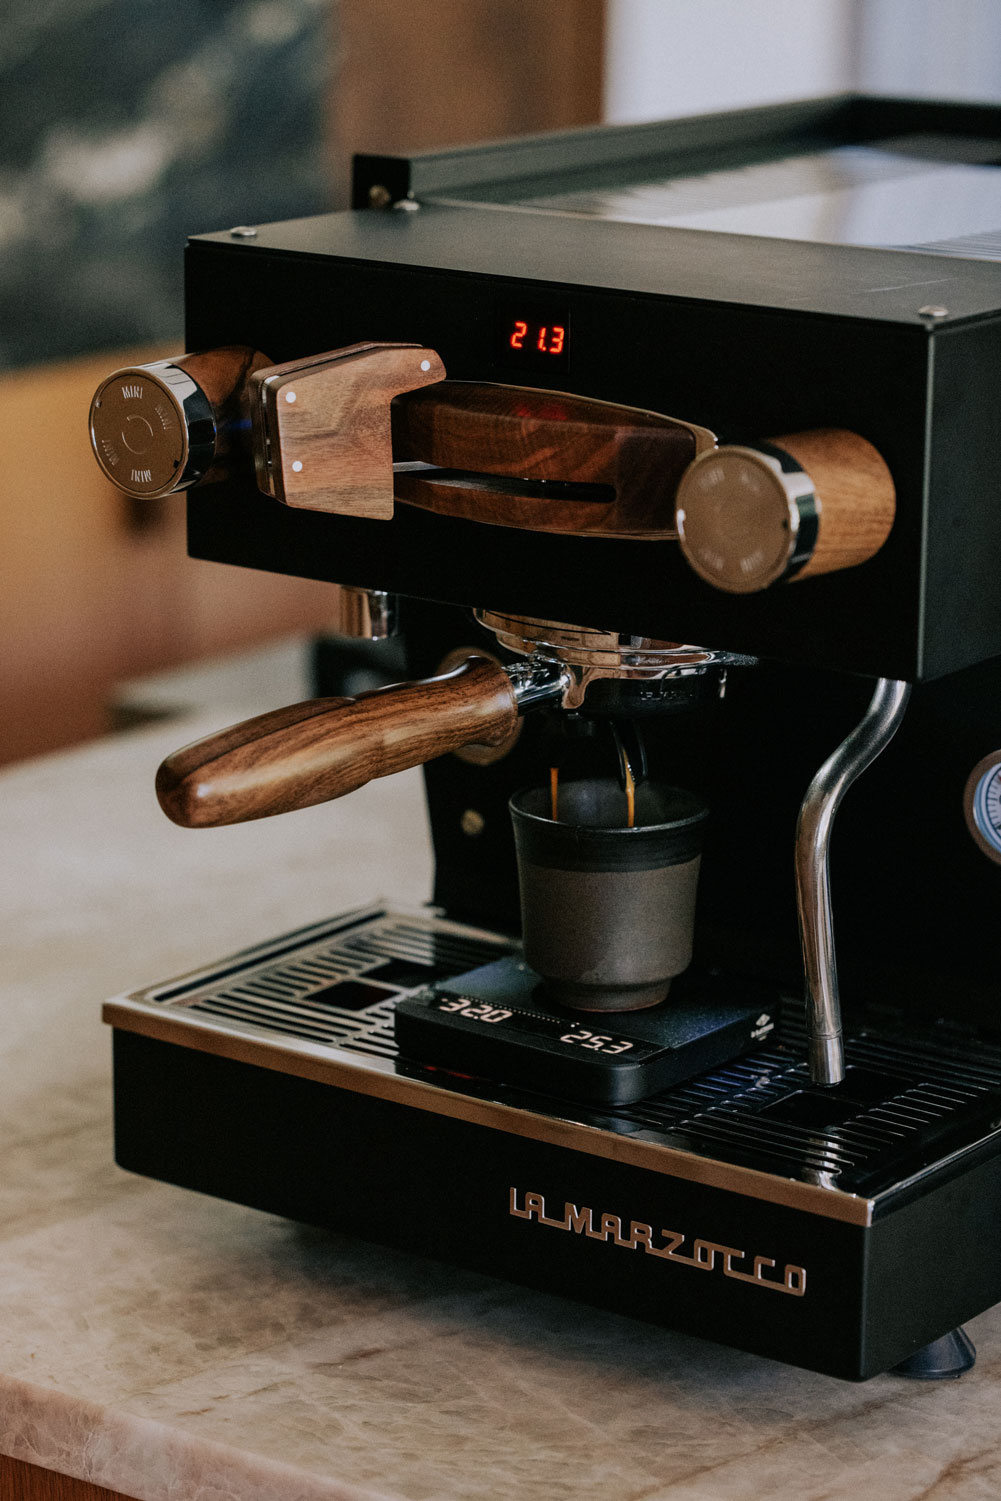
[120, 907, 1001, 1199]
[609, 1024, 1001, 1195]
[136, 908, 514, 1060]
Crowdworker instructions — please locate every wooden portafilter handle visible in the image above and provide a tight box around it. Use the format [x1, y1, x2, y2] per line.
[674, 428, 895, 593]
[155, 656, 519, 828]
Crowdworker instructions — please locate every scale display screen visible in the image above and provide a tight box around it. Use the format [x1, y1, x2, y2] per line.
[393, 959, 774, 1106]
[429, 993, 662, 1059]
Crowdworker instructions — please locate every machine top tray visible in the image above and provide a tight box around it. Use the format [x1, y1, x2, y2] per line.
[392, 95, 1001, 261]
[509, 136, 1001, 260]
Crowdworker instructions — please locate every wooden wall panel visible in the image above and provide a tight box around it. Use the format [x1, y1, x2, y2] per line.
[0, 1454, 136, 1501]
[0, 350, 340, 765]
[331, 0, 606, 198]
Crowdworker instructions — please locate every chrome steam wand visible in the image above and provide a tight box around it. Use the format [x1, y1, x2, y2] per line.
[796, 677, 911, 1086]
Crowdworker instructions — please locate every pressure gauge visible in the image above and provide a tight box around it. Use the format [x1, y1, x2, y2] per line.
[964, 752, 1001, 866]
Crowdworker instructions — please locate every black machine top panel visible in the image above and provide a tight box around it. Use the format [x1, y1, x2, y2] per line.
[185, 95, 1001, 681]
[327, 93, 1001, 325]
[192, 192, 1001, 330]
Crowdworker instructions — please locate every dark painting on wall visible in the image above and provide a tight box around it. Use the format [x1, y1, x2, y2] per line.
[0, 0, 331, 371]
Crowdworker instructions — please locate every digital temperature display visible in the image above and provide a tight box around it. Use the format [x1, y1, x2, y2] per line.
[498, 302, 571, 372]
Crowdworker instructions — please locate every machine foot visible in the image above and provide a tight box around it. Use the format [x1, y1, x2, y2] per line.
[893, 1327, 976, 1379]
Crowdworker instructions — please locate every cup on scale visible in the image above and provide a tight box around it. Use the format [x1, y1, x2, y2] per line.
[509, 777, 709, 1012]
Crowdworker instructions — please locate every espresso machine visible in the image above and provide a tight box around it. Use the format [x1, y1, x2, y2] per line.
[91, 96, 1001, 1381]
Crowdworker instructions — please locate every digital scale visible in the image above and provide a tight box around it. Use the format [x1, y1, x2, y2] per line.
[395, 955, 776, 1105]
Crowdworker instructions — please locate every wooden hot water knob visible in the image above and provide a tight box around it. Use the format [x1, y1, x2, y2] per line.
[674, 428, 895, 593]
[155, 655, 519, 828]
[89, 346, 271, 498]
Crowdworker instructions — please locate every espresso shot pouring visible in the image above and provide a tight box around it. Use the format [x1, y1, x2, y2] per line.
[93, 95, 1001, 1381]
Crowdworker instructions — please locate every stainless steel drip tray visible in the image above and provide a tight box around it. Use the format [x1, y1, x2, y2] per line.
[104, 906, 1001, 1227]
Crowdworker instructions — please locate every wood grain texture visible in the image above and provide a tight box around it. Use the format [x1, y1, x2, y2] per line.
[676, 428, 896, 593]
[392, 383, 709, 537]
[156, 655, 518, 826]
[773, 428, 896, 580]
[251, 343, 445, 516]
[0, 1456, 138, 1501]
[330, 0, 605, 203]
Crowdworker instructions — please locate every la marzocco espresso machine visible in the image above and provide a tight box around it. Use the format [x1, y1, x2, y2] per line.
[92, 96, 1001, 1381]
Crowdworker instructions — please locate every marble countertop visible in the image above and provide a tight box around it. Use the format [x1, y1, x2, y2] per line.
[4, 672, 1001, 1500]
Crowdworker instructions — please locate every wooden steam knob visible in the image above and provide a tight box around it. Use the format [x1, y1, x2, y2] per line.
[89, 347, 271, 498]
[155, 655, 518, 827]
[674, 429, 895, 593]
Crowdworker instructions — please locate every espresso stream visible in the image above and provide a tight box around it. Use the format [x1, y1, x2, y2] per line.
[548, 757, 637, 827]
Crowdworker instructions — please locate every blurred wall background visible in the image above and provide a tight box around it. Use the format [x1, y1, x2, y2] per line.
[604, 0, 1001, 123]
[858, 0, 1001, 100]
[0, 0, 332, 373]
[4, 0, 1001, 766]
[605, 0, 858, 123]
[0, 0, 340, 763]
[0, 0, 604, 765]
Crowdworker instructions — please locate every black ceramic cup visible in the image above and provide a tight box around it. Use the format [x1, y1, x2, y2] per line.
[509, 777, 709, 1012]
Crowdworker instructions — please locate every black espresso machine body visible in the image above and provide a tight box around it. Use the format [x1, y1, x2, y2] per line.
[103, 96, 1001, 1379]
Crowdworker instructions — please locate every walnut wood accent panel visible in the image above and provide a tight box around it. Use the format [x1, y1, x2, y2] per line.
[331, 0, 606, 202]
[773, 428, 896, 581]
[0, 1455, 137, 1501]
[392, 382, 712, 537]
[251, 343, 445, 515]
[156, 655, 518, 826]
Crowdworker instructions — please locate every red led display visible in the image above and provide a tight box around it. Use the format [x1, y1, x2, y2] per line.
[508, 318, 566, 356]
[499, 302, 571, 371]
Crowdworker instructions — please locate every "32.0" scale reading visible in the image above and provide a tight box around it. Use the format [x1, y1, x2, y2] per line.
[435, 995, 636, 1055]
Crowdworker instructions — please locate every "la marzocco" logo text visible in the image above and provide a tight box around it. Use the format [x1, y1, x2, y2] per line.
[510, 1187, 806, 1296]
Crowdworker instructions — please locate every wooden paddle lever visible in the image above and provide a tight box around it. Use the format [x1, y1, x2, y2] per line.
[155, 655, 519, 827]
[249, 341, 446, 517]
[247, 338, 714, 537]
